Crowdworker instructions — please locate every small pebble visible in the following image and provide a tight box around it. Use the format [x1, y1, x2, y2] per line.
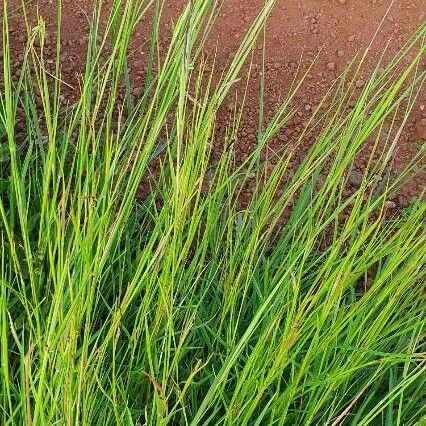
[356, 79, 365, 88]
[326, 61, 336, 71]
[385, 201, 396, 209]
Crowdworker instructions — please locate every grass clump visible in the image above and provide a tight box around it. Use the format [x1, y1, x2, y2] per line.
[0, 0, 425, 424]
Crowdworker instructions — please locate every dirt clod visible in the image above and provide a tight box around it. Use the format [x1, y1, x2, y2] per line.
[349, 170, 363, 187]
[414, 118, 426, 140]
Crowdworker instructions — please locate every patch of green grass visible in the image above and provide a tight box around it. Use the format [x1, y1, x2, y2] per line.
[0, 95, 6, 139]
[0, 0, 425, 425]
[0, 116, 5, 140]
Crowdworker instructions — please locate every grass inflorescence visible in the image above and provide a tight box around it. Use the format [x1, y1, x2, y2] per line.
[0, 0, 425, 424]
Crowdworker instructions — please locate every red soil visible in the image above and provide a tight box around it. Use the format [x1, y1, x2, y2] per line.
[5, 0, 426, 206]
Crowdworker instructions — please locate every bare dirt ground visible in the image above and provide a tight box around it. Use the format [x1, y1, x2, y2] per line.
[5, 0, 426, 207]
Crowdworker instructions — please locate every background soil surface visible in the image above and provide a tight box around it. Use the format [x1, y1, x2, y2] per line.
[5, 0, 426, 206]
